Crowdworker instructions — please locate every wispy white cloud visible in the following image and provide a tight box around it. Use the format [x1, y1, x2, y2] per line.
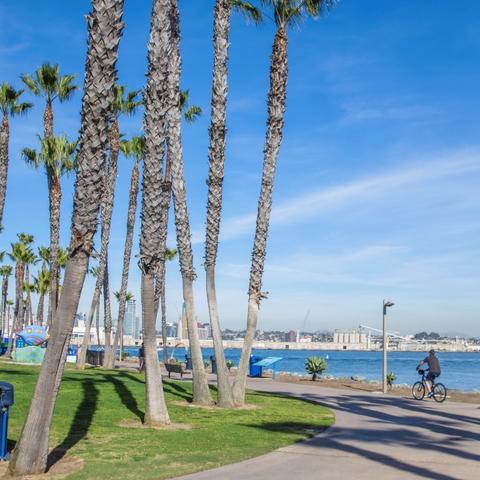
[192, 149, 480, 244]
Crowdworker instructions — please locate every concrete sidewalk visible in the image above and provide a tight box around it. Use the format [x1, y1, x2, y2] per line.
[175, 378, 480, 480]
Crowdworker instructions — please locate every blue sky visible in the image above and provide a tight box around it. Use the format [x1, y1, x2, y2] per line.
[0, 1, 479, 336]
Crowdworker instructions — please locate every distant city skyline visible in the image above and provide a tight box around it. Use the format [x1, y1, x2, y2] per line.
[0, 1, 479, 336]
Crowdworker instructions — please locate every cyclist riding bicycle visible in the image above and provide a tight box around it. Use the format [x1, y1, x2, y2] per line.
[416, 349, 441, 398]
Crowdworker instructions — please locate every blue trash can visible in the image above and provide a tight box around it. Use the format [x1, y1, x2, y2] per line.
[210, 356, 217, 375]
[185, 354, 192, 370]
[249, 355, 263, 377]
[0, 381, 14, 461]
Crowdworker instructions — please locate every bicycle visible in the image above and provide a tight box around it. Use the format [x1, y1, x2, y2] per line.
[412, 369, 447, 402]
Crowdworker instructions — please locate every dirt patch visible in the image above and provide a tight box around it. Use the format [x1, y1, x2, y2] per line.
[0, 456, 84, 479]
[171, 400, 261, 410]
[117, 418, 192, 430]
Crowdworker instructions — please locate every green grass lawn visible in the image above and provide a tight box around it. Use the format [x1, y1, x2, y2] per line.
[0, 361, 334, 479]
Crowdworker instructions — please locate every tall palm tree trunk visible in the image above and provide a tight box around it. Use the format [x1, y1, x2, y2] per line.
[159, 259, 168, 364]
[204, 0, 234, 408]
[78, 117, 119, 369]
[8, 1, 124, 474]
[47, 172, 61, 328]
[0, 114, 9, 230]
[232, 26, 288, 406]
[106, 157, 139, 369]
[1, 276, 7, 336]
[154, 155, 171, 365]
[96, 294, 101, 345]
[36, 292, 45, 326]
[103, 259, 112, 353]
[5, 263, 22, 357]
[167, 0, 212, 406]
[43, 99, 59, 328]
[24, 265, 33, 324]
[137, 0, 174, 425]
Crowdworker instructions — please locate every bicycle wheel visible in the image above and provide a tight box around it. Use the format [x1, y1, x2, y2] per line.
[433, 383, 447, 403]
[412, 381, 425, 400]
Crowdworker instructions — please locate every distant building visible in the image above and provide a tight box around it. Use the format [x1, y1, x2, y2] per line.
[286, 330, 297, 343]
[333, 330, 368, 345]
[197, 322, 211, 340]
[166, 323, 177, 338]
[124, 300, 138, 338]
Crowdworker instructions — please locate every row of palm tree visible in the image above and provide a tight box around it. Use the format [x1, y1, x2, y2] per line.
[8, 0, 335, 474]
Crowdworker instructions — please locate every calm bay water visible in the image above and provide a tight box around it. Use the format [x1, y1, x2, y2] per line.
[122, 346, 480, 392]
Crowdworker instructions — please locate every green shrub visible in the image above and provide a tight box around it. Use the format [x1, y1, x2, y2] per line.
[305, 356, 328, 381]
[387, 371, 396, 388]
[226, 360, 234, 371]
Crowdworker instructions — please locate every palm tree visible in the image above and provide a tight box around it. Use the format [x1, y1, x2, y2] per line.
[87, 265, 102, 346]
[138, 0, 175, 425]
[21, 63, 77, 324]
[21, 62, 77, 138]
[0, 83, 32, 231]
[164, 0, 213, 406]
[205, 0, 261, 408]
[22, 248, 38, 325]
[113, 290, 133, 362]
[8, 1, 125, 475]
[33, 269, 50, 326]
[6, 239, 34, 354]
[80, 90, 141, 369]
[0, 265, 12, 336]
[232, 0, 335, 406]
[154, 90, 200, 366]
[104, 136, 143, 369]
[100, 86, 141, 369]
[23, 135, 76, 327]
[5, 299, 13, 340]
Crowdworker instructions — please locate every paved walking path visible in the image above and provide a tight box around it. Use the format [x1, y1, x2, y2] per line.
[175, 378, 480, 480]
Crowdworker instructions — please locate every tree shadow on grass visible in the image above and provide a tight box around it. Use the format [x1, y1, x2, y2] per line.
[47, 379, 99, 470]
[163, 380, 192, 402]
[104, 374, 144, 422]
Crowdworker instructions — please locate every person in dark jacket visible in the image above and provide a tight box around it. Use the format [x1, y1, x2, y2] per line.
[138, 343, 145, 372]
[416, 349, 441, 397]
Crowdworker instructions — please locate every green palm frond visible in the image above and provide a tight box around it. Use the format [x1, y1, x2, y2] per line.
[112, 84, 143, 116]
[0, 82, 33, 117]
[22, 135, 77, 177]
[180, 90, 202, 123]
[260, 0, 336, 27]
[17, 232, 34, 245]
[38, 246, 51, 264]
[33, 269, 51, 294]
[231, 0, 263, 24]
[184, 106, 202, 123]
[121, 136, 145, 161]
[21, 62, 78, 102]
[165, 247, 177, 262]
[56, 247, 69, 268]
[0, 265, 13, 277]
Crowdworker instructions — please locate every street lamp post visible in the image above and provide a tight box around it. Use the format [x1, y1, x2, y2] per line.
[383, 299, 395, 394]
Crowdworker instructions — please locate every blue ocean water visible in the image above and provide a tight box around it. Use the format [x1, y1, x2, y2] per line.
[122, 346, 480, 392]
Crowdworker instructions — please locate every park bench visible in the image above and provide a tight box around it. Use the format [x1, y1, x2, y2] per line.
[165, 362, 189, 378]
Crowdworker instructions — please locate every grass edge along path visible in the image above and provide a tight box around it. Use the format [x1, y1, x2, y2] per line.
[0, 362, 334, 479]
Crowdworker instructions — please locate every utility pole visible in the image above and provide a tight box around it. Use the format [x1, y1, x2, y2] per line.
[383, 299, 395, 394]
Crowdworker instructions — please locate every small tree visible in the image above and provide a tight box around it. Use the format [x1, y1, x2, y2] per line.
[305, 356, 328, 381]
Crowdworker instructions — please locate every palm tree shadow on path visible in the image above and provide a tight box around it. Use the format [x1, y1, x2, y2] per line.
[47, 379, 99, 470]
[104, 374, 144, 422]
